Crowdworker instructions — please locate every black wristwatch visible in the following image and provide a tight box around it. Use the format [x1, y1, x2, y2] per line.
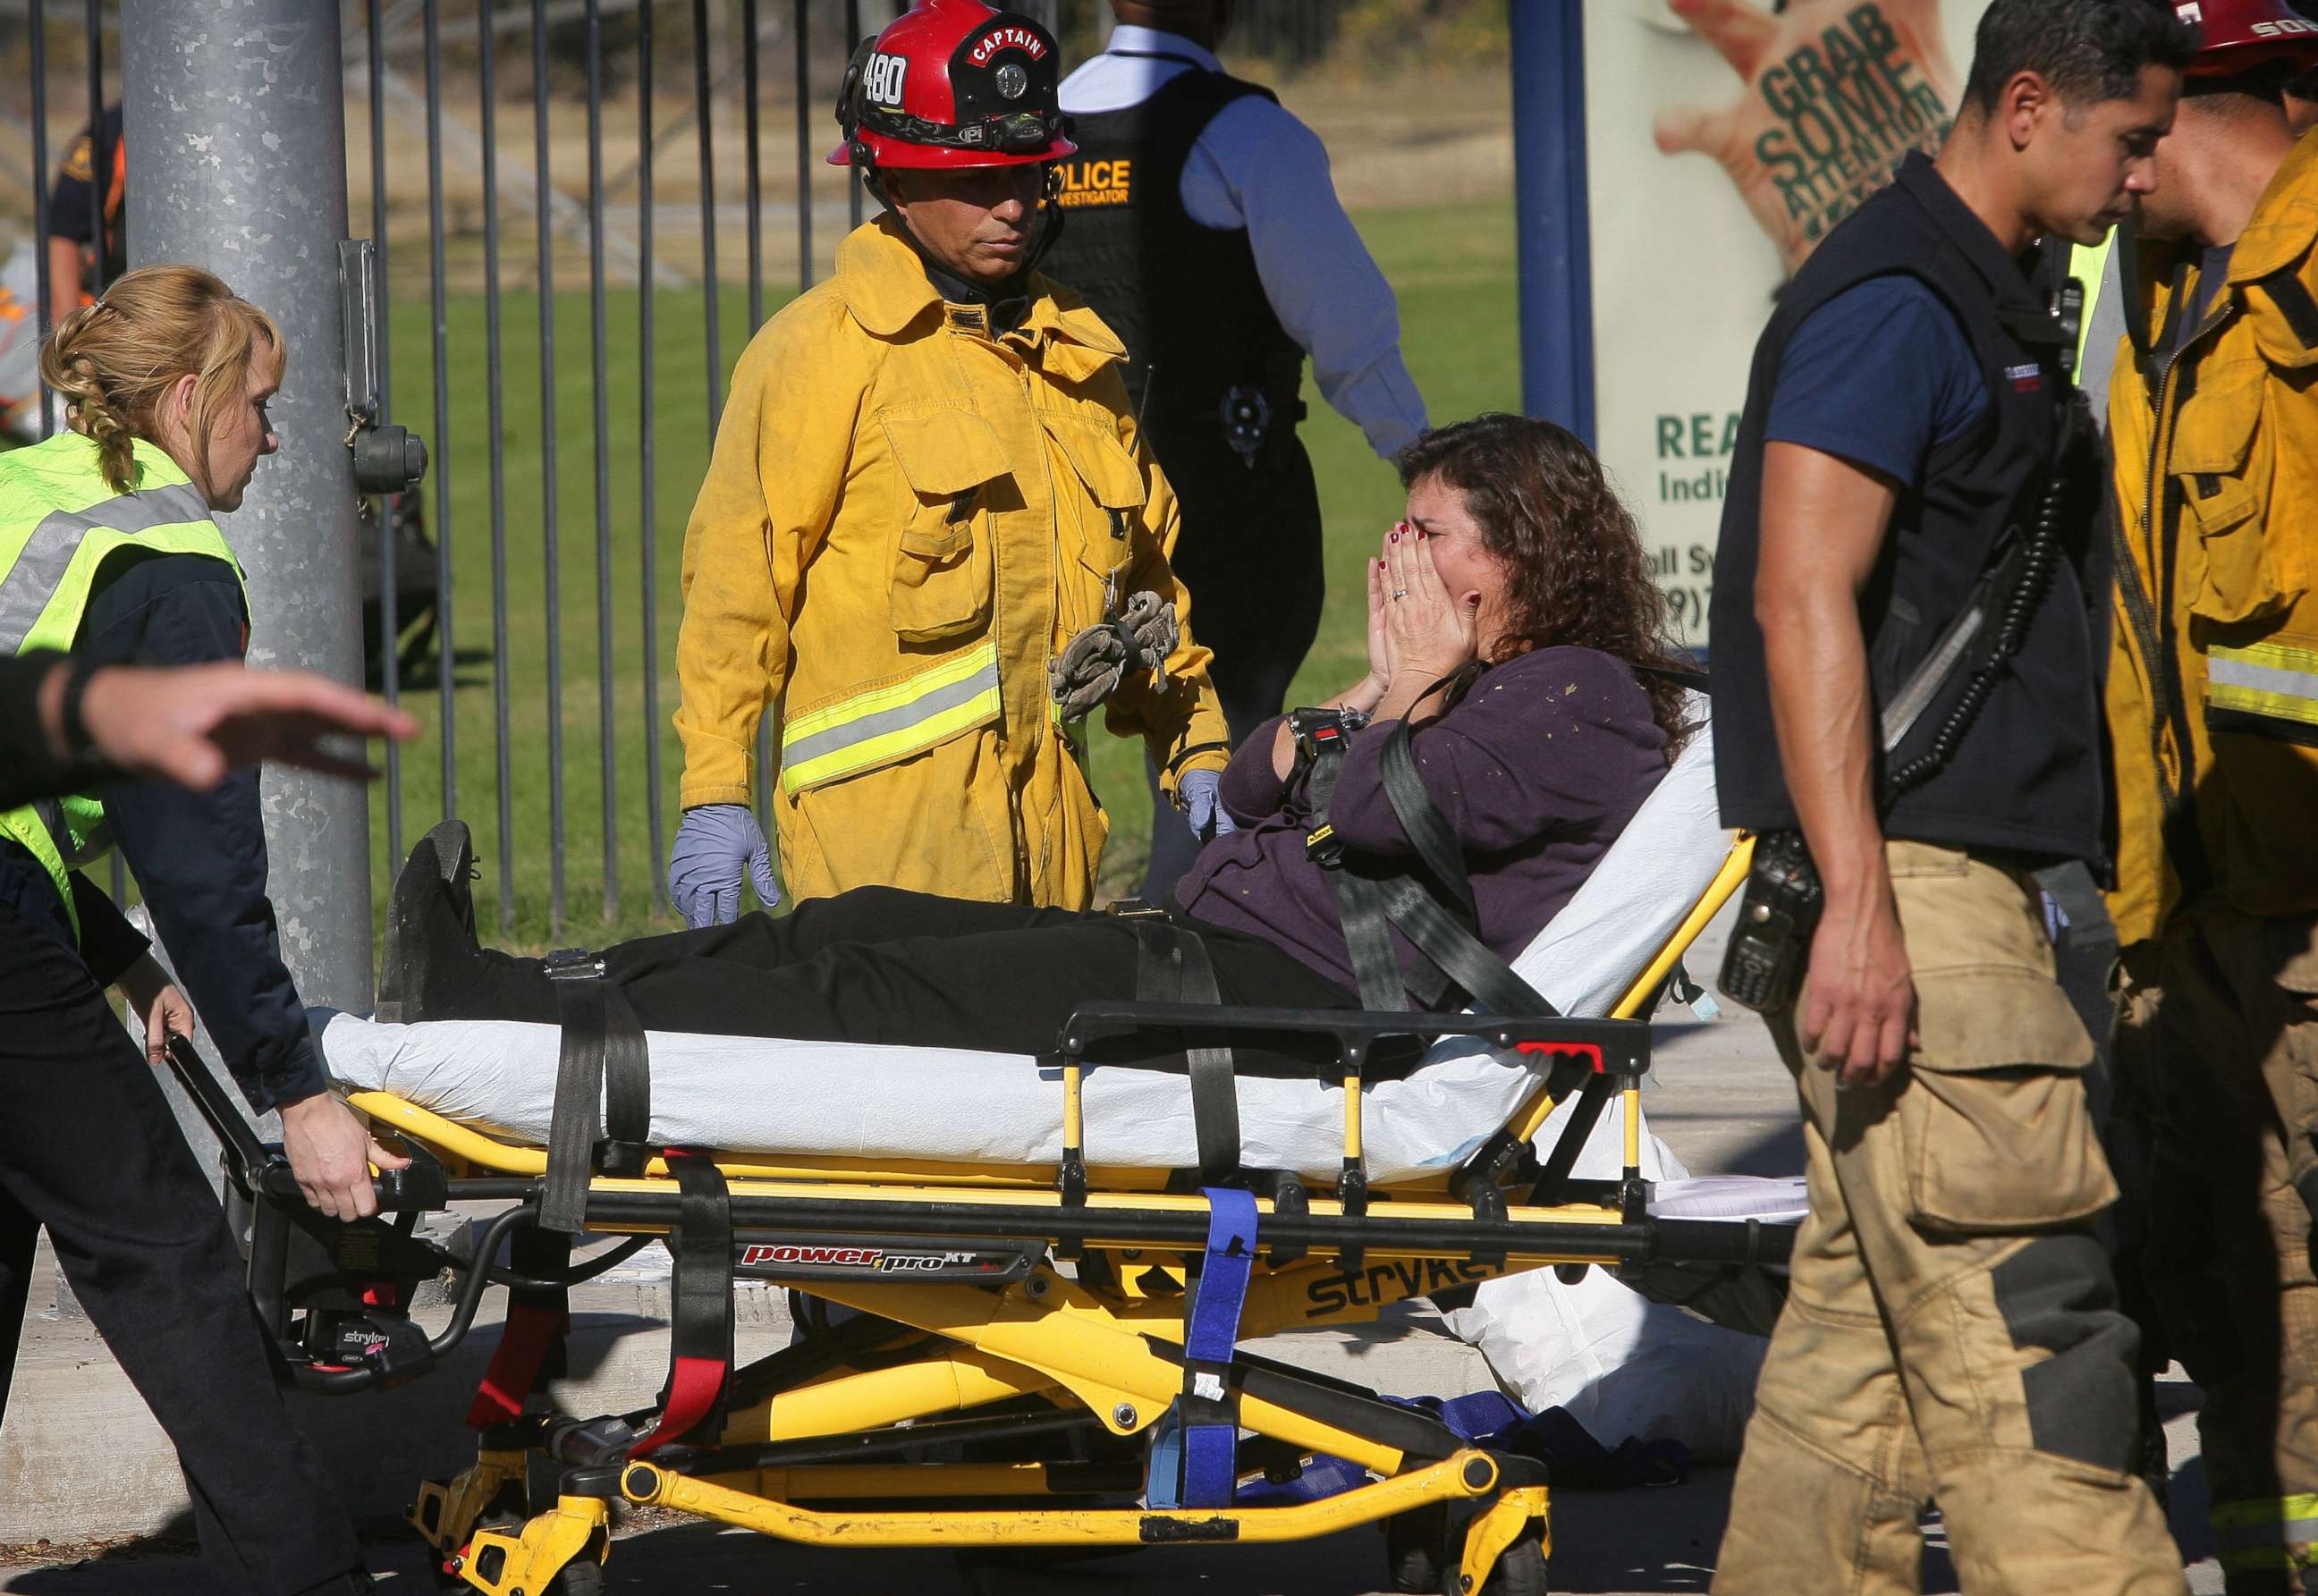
[58, 654, 106, 762]
[1287, 705, 1370, 762]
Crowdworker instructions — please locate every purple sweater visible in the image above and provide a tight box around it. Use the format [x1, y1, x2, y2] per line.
[1176, 646, 1668, 1003]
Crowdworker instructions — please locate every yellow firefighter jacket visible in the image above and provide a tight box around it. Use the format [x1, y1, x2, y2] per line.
[673, 215, 1231, 909]
[2106, 131, 2318, 946]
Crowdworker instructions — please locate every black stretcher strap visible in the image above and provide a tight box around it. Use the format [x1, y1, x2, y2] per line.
[540, 952, 653, 1234]
[626, 1152, 735, 1457]
[1371, 868, 1555, 1018]
[600, 982, 652, 1170]
[1130, 919, 1242, 1184]
[1304, 711, 1557, 1020]
[1322, 866, 1422, 1012]
[1379, 721, 1475, 922]
[1304, 751, 1423, 1012]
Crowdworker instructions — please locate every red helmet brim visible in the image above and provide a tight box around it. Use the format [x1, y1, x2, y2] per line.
[826, 131, 1076, 167]
[2189, 38, 2318, 75]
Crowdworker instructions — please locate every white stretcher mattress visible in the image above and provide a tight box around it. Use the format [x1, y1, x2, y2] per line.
[320, 709, 1733, 1186]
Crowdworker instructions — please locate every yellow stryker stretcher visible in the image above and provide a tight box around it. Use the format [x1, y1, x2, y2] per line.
[168, 705, 1789, 1596]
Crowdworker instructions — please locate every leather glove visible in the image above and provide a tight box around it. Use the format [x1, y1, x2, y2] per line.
[668, 803, 780, 929]
[1048, 591, 1179, 721]
[1180, 768, 1236, 843]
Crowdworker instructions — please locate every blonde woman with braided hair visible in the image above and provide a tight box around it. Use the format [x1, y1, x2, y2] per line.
[0, 264, 385, 1595]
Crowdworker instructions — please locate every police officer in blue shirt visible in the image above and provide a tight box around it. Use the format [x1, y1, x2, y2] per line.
[1047, 0, 1429, 899]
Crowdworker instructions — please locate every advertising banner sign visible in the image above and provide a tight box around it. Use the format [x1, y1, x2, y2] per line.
[1584, 0, 1994, 641]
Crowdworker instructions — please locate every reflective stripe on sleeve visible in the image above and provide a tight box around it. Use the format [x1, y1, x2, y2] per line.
[780, 642, 1002, 796]
[0, 482, 215, 654]
[2208, 640, 2318, 730]
[2212, 1492, 2318, 1571]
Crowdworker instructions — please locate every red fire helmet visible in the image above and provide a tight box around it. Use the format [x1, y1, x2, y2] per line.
[829, 0, 1078, 171]
[2177, 0, 2318, 76]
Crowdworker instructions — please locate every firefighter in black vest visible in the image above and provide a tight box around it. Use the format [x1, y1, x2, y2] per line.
[1049, 0, 1428, 900]
[1707, 2, 2200, 1590]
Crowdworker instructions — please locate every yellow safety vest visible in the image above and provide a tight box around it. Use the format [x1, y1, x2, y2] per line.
[2068, 235, 2115, 376]
[0, 433, 243, 939]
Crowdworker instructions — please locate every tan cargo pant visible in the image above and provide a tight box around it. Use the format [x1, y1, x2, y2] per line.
[2116, 908, 2318, 1592]
[1713, 842, 2185, 1596]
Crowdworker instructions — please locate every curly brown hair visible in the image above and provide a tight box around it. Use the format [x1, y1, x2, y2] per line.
[1397, 413, 1692, 757]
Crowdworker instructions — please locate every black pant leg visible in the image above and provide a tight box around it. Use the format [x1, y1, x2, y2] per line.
[661, 885, 1091, 967]
[0, 908, 360, 1595]
[603, 911, 1354, 1053]
[613, 913, 1149, 1049]
[0, 1183, 38, 1432]
[421, 882, 1356, 1052]
[429, 887, 1092, 1025]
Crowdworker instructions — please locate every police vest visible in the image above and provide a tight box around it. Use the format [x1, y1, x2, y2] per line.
[0, 433, 242, 938]
[1711, 149, 2108, 866]
[1041, 65, 1305, 445]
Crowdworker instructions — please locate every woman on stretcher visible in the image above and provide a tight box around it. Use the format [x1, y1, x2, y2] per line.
[383, 414, 1694, 1046]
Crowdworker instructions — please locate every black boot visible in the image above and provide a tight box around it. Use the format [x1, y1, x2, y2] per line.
[376, 820, 477, 1023]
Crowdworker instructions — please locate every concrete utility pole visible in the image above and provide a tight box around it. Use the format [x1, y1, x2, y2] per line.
[123, 1, 375, 1011]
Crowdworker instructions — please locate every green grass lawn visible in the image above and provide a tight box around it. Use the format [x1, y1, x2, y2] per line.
[375, 198, 1519, 949]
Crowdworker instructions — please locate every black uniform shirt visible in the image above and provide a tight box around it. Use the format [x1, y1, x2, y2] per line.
[0, 552, 327, 1112]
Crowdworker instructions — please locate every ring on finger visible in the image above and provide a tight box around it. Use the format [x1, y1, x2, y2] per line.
[1392, 588, 1408, 600]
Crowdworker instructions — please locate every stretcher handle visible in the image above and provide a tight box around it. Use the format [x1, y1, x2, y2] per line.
[1056, 1002, 1648, 1076]
[163, 1034, 277, 1186]
[162, 1037, 444, 1212]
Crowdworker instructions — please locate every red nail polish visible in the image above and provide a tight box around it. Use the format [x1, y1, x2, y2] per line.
[1390, 530, 1400, 543]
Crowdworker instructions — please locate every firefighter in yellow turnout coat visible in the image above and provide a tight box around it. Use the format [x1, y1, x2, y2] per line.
[2102, 8, 2318, 1585]
[671, 0, 1229, 920]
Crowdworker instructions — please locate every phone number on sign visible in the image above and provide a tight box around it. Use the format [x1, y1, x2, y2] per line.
[1661, 583, 1713, 637]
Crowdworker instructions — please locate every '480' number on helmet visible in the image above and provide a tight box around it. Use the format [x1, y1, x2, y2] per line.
[862, 51, 907, 107]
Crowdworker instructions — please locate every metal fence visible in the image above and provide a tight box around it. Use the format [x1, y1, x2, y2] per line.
[5, 0, 1349, 943]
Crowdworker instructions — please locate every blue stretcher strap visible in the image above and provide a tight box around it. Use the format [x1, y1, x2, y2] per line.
[1178, 1186, 1258, 1508]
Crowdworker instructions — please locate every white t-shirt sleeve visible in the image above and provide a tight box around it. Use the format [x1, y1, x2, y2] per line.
[1180, 97, 1430, 464]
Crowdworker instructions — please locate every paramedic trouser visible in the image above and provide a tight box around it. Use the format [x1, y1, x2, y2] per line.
[0, 904, 366, 1596]
[2115, 908, 2318, 1593]
[426, 884, 1360, 1057]
[1713, 842, 2185, 1596]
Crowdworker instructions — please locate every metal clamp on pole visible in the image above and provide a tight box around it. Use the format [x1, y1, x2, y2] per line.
[339, 239, 428, 494]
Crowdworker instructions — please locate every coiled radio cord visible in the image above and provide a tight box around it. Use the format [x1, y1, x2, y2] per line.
[1882, 455, 2068, 804]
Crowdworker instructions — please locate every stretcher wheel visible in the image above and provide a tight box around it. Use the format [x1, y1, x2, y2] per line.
[1384, 1502, 1450, 1592]
[541, 1561, 604, 1596]
[1464, 1526, 1548, 1596]
[440, 1508, 605, 1595]
[1386, 1506, 1549, 1596]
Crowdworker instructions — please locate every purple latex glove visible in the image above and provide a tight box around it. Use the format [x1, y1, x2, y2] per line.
[1181, 769, 1236, 843]
[669, 802, 780, 928]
